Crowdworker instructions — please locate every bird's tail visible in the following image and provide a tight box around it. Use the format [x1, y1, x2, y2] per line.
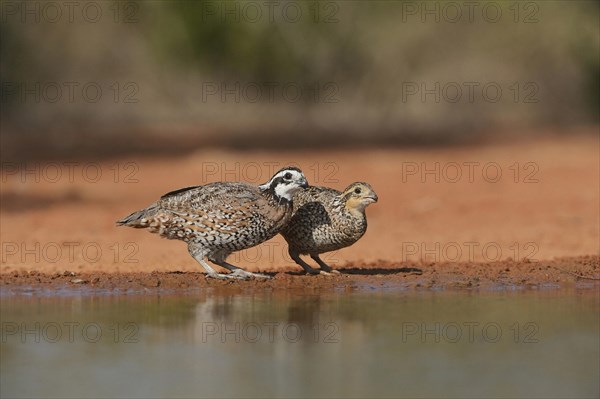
[116, 203, 159, 228]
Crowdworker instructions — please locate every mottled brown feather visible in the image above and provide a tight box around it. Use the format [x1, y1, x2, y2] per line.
[282, 183, 377, 255]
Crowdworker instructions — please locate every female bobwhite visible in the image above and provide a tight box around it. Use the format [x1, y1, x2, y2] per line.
[117, 167, 308, 280]
[281, 182, 378, 274]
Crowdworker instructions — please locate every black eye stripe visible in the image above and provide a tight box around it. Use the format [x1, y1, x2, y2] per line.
[267, 170, 303, 189]
[270, 176, 290, 188]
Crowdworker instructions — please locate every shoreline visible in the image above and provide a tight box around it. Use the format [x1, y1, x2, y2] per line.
[2, 256, 598, 296]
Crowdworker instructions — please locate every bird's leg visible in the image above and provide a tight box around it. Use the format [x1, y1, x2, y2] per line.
[188, 245, 245, 280]
[201, 259, 249, 280]
[289, 249, 327, 275]
[212, 259, 271, 280]
[311, 254, 341, 274]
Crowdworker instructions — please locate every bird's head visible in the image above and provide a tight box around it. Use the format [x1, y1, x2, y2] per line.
[259, 166, 308, 203]
[341, 182, 378, 215]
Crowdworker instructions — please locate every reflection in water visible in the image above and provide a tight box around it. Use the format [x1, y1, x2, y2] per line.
[1, 290, 599, 398]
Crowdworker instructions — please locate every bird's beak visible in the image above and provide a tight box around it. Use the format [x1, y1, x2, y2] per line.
[300, 179, 309, 189]
[364, 193, 378, 203]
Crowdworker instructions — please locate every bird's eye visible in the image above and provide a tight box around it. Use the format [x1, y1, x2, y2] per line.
[284, 172, 293, 180]
[354, 188, 362, 194]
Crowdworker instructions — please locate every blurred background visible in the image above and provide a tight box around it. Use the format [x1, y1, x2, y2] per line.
[1, 0, 598, 160]
[1, 1, 598, 272]
[2, 5, 599, 399]
[2, 5, 599, 398]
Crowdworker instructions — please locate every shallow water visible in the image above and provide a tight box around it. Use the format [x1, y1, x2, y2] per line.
[1, 289, 599, 398]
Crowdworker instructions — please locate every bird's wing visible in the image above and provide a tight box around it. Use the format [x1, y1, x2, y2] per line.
[158, 182, 262, 213]
[155, 181, 287, 237]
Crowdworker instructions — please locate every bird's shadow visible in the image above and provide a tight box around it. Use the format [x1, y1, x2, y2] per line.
[337, 267, 423, 276]
[285, 267, 423, 276]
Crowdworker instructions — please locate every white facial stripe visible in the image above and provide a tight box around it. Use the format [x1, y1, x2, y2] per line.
[274, 183, 295, 201]
[260, 169, 306, 200]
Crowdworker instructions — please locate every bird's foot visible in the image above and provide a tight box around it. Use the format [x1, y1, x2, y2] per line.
[313, 261, 340, 274]
[206, 272, 247, 280]
[302, 267, 321, 275]
[302, 268, 336, 276]
[230, 269, 271, 280]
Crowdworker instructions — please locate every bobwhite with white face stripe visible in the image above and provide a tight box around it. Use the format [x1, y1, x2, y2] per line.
[281, 182, 378, 274]
[117, 167, 308, 280]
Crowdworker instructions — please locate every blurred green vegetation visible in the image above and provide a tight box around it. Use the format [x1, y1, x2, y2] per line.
[0, 1, 598, 157]
[154, 1, 369, 87]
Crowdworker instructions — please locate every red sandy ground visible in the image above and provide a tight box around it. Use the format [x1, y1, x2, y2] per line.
[1, 132, 599, 291]
[0, 256, 598, 295]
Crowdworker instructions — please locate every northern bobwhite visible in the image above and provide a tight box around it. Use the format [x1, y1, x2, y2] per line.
[281, 182, 378, 274]
[117, 167, 308, 280]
